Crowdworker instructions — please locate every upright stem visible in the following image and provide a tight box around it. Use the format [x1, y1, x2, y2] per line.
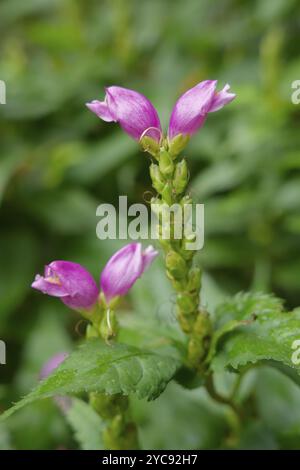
[86, 302, 139, 450]
[149, 144, 212, 372]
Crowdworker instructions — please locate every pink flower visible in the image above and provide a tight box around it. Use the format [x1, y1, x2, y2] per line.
[168, 80, 236, 139]
[100, 243, 158, 303]
[86, 81, 235, 144]
[32, 261, 99, 310]
[86, 86, 162, 142]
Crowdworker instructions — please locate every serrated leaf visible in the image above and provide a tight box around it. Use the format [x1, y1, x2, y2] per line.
[214, 291, 284, 328]
[1, 339, 181, 421]
[65, 398, 104, 450]
[211, 293, 300, 384]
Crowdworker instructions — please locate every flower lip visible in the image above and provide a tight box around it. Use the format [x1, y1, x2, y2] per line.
[208, 83, 236, 112]
[85, 100, 115, 122]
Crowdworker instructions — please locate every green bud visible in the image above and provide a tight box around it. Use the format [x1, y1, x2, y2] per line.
[158, 149, 174, 177]
[177, 292, 197, 314]
[140, 135, 160, 158]
[150, 163, 165, 193]
[165, 250, 187, 280]
[188, 311, 212, 369]
[173, 159, 189, 195]
[177, 308, 195, 334]
[168, 134, 190, 158]
[161, 182, 173, 205]
[182, 233, 197, 256]
[187, 267, 202, 293]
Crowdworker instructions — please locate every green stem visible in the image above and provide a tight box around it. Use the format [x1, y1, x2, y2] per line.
[149, 144, 212, 372]
[86, 301, 139, 450]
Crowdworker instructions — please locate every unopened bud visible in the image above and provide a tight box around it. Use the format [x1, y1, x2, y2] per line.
[150, 163, 165, 193]
[188, 311, 212, 369]
[165, 250, 187, 280]
[161, 182, 173, 205]
[159, 150, 174, 177]
[168, 134, 190, 158]
[173, 159, 189, 195]
[140, 135, 160, 158]
[187, 267, 202, 293]
[177, 293, 196, 314]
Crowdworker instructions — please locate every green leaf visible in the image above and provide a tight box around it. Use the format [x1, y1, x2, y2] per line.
[65, 398, 104, 450]
[211, 292, 300, 384]
[1, 339, 181, 421]
[214, 291, 284, 328]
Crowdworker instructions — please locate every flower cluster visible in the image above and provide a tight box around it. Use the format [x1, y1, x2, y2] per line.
[32, 243, 158, 311]
[86, 80, 235, 370]
[86, 80, 235, 155]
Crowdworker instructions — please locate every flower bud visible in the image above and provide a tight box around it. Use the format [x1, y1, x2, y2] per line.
[161, 182, 173, 205]
[150, 163, 165, 193]
[168, 133, 190, 158]
[173, 159, 189, 195]
[158, 150, 174, 177]
[165, 250, 187, 280]
[140, 135, 160, 158]
[187, 267, 202, 293]
[177, 293, 197, 314]
[188, 311, 212, 369]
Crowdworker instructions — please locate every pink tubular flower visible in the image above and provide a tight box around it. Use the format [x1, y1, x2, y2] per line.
[86, 81, 235, 144]
[168, 80, 236, 140]
[31, 261, 99, 310]
[100, 243, 158, 303]
[86, 86, 162, 142]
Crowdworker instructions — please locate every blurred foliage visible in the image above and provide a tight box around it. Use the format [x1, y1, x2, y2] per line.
[0, 0, 300, 449]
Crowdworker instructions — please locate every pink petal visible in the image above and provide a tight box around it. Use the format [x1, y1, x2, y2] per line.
[87, 86, 162, 141]
[168, 80, 217, 139]
[209, 84, 236, 112]
[86, 100, 115, 122]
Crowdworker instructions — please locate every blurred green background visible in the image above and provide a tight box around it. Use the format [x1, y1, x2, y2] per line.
[1, 0, 300, 449]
